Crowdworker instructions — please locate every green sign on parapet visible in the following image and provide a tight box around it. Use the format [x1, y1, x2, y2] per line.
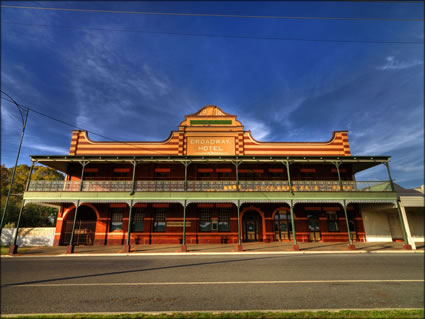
[190, 120, 232, 125]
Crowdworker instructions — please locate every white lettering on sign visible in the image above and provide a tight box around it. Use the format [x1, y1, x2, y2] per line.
[187, 137, 235, 156]
[190, 139, 231, 145]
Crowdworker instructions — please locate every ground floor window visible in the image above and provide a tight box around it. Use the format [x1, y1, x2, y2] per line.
[199, 208, 212, 232]
[132, 207, 145, 232]
[153, 209, 166, 232]
[218, 208, 231, 232]
[327, 211, 339, 232]
[110, 207, 124, 231]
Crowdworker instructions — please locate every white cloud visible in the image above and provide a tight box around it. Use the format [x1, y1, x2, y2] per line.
[377, 56, 423, 70]
[1, 102, 22, 135]
[242, 119, 270, 140]
[24, 143, 68, 154]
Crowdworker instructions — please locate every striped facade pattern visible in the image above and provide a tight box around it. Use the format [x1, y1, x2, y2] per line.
[243, 131, 350, 156]
[235, 132, 244, 156]
[69, 130, 80, 155]
[70, 131, 180, 156]
[69, 129, 351, 157]
[178, 132, 184, 156]
[341, 132, 351, 156]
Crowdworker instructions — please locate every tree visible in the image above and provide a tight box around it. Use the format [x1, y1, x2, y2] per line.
[1, 164, 64, 227]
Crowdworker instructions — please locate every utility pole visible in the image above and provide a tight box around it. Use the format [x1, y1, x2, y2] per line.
[0, 91, 29, 234]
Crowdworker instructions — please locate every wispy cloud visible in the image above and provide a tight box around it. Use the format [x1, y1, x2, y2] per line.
[24, 143, 68, 154]
[377, 56, 423, 70]
[242, 119, 270, 141]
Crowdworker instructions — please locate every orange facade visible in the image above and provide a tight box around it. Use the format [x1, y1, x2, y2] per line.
[47, 106, 367, 248]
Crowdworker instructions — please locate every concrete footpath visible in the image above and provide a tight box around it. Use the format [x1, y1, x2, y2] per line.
[2, 241, 424, 257]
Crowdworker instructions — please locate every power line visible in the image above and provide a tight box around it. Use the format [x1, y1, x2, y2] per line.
[2, 21, 423, 45]
[1, 97, 171, 155]
[1, 5, 423, 21]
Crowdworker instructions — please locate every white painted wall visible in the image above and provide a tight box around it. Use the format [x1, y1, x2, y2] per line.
[407, 210, 425, 242]
[361, 210, 393, 242]
[1, 227, 55, 246]
[387, 212, 403, 240]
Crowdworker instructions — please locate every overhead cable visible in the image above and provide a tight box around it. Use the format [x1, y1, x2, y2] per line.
[1, 5, 424, 22]
[2, 21, 423, 45]
[1, 97, 170, 155]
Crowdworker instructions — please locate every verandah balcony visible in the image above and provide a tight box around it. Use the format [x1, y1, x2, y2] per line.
[27, 180, 393, 192]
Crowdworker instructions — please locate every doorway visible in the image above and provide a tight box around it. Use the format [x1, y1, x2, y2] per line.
[307, 213, 321, 241]
[274, 210, 292, 241]
[61, 205, 97, 246]
[243, 211, 261, 242]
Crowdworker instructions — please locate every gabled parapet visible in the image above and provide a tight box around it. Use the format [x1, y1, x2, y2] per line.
[243, 130, 351, 156]
[68, 105, 351, 157]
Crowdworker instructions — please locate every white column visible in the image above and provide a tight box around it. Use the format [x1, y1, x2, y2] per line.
[399, 203, 416, 250]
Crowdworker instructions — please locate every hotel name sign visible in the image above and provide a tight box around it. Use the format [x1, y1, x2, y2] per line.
[187, 137, 236, 156]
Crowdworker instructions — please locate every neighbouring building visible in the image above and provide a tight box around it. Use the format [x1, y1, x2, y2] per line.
[19, 105, 420, 253]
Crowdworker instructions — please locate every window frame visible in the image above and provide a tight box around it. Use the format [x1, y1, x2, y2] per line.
[327, 211, 339, 232]
[131, 207, 145, 232]
[199, 208, 212, 232]
[218, 208, 231, 232]
[110, 207, 124, 231]
[153, 208, 166, 232]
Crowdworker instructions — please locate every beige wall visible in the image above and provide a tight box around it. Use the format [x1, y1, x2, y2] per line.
[361, 209, 393, 242]
[407, 208, 424, 241]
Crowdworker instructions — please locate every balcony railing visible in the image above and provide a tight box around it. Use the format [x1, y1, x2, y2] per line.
[27, 180, 393, 192]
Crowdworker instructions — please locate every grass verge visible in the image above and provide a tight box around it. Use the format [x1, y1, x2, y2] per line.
[3, 309, 424, 319]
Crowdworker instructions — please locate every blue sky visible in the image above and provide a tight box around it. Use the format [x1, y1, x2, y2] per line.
[1, 1, 424, 188]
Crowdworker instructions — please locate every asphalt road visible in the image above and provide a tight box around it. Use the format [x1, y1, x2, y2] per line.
[1, 254, 424, 314]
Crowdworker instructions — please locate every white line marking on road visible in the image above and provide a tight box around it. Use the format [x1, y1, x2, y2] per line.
[13, 279, 424, 287]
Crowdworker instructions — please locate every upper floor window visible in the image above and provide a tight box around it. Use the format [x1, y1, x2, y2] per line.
[84, 168, 98, 179]
[198, 168, 213, 180]
[239, 169, 263, 179]
[268, 168, 284, 180]
[216, 168, 232, 180]
[114, 168, 129, 179]
[300, 168, 316, 180]
[155, 168, 171, 179]
[331, 168, 348, 180]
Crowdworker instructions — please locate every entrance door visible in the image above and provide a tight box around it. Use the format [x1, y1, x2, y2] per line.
[61, 206, 97, 246]
[274, 210, 292, 241]
[307, 214, 321, 241]
[243, 211, 260, 242]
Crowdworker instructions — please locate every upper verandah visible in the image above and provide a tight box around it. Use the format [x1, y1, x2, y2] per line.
[68, 105, 351, 157]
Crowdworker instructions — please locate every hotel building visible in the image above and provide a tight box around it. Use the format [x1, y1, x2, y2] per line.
[20, 105, 415, 252]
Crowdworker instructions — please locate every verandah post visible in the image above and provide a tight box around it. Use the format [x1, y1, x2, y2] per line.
[183, 160, 191, 191]
[67, 200, 80, 254]
[237, 200, 243, 251]
[290, 200, 299, 250]
[283, 160, 292, 194]
[333, 160, 343, 191]
[9, 161, 36, 255]
[8, 201, 25, 255]
[125, 200, 134, 253]
[130, 159, 137, 195]
[233, 160, 240, 191]
[181, 200, 187, 252]
[385, 161, 411, 249]
[342, 200, 355, 250]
